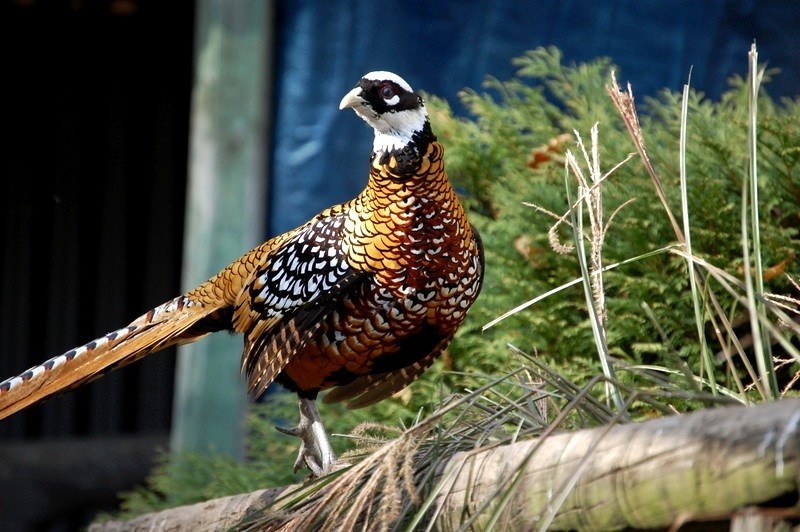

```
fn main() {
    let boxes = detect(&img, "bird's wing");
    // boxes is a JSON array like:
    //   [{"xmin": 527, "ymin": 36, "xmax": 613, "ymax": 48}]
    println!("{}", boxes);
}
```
[{"xmin": 234, "ymin": 212, "xmax": 368, "ymax": 398}]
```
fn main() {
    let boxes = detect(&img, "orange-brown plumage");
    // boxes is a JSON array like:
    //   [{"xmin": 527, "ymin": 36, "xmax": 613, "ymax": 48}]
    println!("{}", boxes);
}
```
[{"xmin": 0, "ymin": 71, "xmax": 484, "ymax": 476}]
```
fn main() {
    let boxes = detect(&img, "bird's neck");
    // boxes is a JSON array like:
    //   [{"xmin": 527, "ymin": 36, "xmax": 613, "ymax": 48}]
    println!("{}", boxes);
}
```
[
  {"xmin": 363, "ymin": 136, "xmax": 456, "ymax": 209},
  {"xmin": 369, "ymin": 121, "xmax": 436, "ymax": 179},
  {"xmin": 368, "ymin": 106, "xmax": 430, "ymax": 154}
]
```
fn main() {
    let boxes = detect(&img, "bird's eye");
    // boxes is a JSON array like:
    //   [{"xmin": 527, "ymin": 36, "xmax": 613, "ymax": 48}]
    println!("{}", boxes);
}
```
[{"xmin": 380, "ymin": 83, "xmax": 396, "ymax": 100}]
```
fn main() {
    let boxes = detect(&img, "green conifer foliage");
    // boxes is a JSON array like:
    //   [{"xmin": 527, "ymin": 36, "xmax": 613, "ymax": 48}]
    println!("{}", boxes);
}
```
[{"xmin": 435, "ymin": 47, "xmax": 798, "ymax": 390}]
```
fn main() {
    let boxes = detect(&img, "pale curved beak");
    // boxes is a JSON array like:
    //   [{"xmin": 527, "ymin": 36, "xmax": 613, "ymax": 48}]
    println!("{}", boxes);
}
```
[{"xmin": 339, "ymin": 87, "xmax": 365, "ymax": 110}]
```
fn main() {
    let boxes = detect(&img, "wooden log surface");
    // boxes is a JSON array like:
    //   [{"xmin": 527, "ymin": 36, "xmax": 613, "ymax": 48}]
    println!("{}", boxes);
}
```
[
  {"xmin": 435, "ymin": 398, "xmax": 800, "ymax": 530},
  {"xmin": 91, "ymin": 399, "xmax": 800, "ymax": 531}
]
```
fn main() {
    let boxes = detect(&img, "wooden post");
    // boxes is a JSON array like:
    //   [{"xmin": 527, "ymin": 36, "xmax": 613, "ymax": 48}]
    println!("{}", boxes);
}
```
[{"xmin": 171, "ymin": 0, "xmax": 273, "ymax": 458}]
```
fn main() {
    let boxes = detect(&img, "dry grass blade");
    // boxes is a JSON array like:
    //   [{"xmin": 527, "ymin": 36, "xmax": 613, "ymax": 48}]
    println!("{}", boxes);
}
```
[
  {"xmin": 482, "ymin": 246, "xmax": 677, "ymax": 331},
  {"xmin": 563, "ymin": 125, "xmax": 628, "ymax": 416},
  {"xmin": 677, "ymin": 70, "xmax": 718, "ymax": 398},
  {"xmin": 241, "ymin": 424, "xmax": 423, "ymax": 531},
  {"xmin": 671, "ymin": 249, "xmax": 800, "ymax": 367},
  {"xmin": 741, "ymin": 42, "xmax": 778, "ymax": 399},
  {"xmin": 606, "ymin": 71, "xmax": 684, "ymax": 242}
]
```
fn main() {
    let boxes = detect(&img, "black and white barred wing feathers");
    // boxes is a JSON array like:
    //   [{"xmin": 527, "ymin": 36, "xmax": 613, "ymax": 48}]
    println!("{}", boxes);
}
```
[{"xmin": 234, "ymin": 212, "xmax": 366, "ymax": 399}]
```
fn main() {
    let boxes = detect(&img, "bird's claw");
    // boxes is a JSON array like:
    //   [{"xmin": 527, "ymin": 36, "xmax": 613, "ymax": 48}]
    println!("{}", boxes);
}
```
[
  {"xmin": 274, "ymin": 424, "xmax": 302, "ymax": 438},
  {"xmin": 277, "ymin": 397, "xmax": 338, "ymax": 477}
]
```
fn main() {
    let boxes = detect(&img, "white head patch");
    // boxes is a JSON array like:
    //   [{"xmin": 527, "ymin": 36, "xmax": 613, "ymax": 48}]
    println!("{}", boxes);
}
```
[{"xmin": 363, "ymin": 71, "xmax": 414, "ymax": 92}]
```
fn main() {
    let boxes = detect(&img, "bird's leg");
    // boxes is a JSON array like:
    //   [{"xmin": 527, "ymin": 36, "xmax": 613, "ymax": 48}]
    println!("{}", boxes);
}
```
[{"xmin": 276, "ymin": 396, "xmax": 337, "ymax": 477}]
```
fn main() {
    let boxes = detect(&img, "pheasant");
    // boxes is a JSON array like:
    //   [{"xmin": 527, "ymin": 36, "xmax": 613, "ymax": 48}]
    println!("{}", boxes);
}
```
[{"xmin": 0, "ymin": 71, "xmax": 485, "ymax": 476}]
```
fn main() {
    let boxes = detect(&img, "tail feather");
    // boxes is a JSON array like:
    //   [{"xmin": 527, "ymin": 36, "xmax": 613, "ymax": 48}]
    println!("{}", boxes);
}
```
[{"xmin": 0, "ymin": 294, "xmax": 224, "ymax": 420}]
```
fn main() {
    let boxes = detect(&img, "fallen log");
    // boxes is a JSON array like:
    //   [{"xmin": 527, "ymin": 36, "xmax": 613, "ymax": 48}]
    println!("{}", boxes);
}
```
[{"xmin": 92, "ymin": 399, "xmax": 800, "ymax": 531}]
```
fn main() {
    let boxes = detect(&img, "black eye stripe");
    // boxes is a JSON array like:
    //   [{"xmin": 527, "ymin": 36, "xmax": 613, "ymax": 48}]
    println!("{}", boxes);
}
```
[{"xmin": 355, "ymin": 78, "xmax": 421, "ymax": 114}]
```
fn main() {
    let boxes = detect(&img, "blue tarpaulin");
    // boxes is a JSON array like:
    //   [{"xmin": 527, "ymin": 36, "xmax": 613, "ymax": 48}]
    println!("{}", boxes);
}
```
[{"xmin": 267, "ymin": 0, "xmax": 800, "ymax": 235}]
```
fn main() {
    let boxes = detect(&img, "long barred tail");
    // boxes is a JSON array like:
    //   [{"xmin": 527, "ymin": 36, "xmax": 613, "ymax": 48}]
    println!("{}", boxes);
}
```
[
  {"xmin": 0, "ymin": 324, "xmax": 142, "ymax": 395},
  {"xmin": 0, "ymin": 294, "xmax": 222, "ymax": 420}
]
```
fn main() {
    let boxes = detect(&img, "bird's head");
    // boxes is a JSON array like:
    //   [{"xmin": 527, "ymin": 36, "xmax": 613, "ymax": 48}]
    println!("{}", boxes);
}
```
[{"xmin": 339, "ymin": 71, "xmax": 430, "ymax": 155}]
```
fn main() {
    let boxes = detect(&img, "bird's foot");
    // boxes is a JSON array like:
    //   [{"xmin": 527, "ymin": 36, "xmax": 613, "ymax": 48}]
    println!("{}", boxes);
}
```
[{"xmin": 276, "ymin": 396, "xmax": 337, "ymax": 477}]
